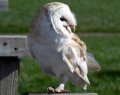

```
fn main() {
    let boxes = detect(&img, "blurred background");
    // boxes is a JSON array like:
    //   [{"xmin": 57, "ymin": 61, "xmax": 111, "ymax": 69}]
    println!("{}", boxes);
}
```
[{"xmin": 0, "ymin": 0, "xmax": 120, "ymax": 95}]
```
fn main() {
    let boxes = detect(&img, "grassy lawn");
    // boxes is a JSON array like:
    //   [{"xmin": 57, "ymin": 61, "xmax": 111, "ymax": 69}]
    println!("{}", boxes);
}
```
[
  {"xmin": 0, "ymin": 0, "xmax": 120, "ymax": 33},
  {"xmin": 18, "ymin": 35, "xmax": 120, "ymax": 95},
  {"xmin": 1, "ymin": 0, "xmax": 120, "ymax": 94}
]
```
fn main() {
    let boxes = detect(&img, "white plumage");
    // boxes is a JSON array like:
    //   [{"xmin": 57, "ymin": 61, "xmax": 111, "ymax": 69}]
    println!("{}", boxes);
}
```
[{"xmin": 27, "ymin": 2, "xmax": 100, "ymax": 93}]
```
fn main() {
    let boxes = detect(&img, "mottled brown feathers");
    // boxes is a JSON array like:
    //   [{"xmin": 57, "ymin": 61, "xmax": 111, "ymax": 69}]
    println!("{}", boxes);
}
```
[{"xmin": 44, "ymin": 2, "xmax": 67, "ymax": 9}]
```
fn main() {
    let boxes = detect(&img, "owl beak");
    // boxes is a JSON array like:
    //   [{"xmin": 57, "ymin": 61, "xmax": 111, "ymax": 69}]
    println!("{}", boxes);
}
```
[
  {"xmin": 70, "ymin": 25, "xmax": 76, "ymax": 32},
  {"xmin": 64, "ymin": 25, "xmax": 76, "ymax": 33}
]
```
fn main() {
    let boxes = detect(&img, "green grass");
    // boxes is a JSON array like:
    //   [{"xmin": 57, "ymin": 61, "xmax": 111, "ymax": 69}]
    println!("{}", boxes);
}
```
[
  {"xmin": 0, "ymin": 0, "xmax": 120, "ymax": 33},
  {"xmin": 18, "ymin": 35, "xmax": 120, "ymax": 95}
]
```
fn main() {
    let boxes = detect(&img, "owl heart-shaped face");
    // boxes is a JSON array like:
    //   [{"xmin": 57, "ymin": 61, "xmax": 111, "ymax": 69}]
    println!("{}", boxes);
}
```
[
  {"xmin": 55, "ymin": 6, "xmax": 76, "ymax": 33},
  {"xmin": 45, "ymin": 2, "xmax": 77, "ymax": 35}
]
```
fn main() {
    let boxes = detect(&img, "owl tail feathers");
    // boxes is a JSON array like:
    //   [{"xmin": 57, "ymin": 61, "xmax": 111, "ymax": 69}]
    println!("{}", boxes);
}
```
[
  {"xmin": 67, "ymin": 72, "xmax": 90, "ymax": 90},
  {"xmin": 87, "ymin": 52, "xmax": 101, "ymax": 72}
]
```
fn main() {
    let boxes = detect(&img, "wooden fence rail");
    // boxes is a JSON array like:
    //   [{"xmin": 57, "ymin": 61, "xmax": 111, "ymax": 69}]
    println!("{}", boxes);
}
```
[
  {"xmin": 0, "ymin": 35, "xmax": 98, "ymax": 95},
  {"xmin": 0, "ymin": 35, "xmax": 30, "ymax": 57}
]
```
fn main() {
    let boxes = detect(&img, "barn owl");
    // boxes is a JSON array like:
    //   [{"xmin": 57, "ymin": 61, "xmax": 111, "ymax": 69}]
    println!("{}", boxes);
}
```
[{"xmin": 28, "ymin": 2, "xmax": 100, "ymax": 93}]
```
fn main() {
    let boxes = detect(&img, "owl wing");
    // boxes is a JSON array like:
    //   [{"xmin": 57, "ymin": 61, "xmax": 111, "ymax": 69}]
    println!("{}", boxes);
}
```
[
  {"xmin": 61, "ymin": 44, "xmax": 90, "ymax": 84},
  {"xmin": 71, "ymin": 33, "xmax": 101, "ymax": 72},
  {"xmin": 60, "ymin": 34, "xmax": 90, "ymax": 89}
]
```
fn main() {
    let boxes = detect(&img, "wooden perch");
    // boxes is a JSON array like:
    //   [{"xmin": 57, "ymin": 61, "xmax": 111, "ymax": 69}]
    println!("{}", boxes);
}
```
[{"xmin": 26, "ymin": 93, "xmax": 98, "ymax": 95}]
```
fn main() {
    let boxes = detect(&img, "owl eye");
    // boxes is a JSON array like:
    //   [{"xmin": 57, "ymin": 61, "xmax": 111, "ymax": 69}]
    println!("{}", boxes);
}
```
[{"xmin": 60, "ymin": 17, "xmax": 67, "ymax": 22}]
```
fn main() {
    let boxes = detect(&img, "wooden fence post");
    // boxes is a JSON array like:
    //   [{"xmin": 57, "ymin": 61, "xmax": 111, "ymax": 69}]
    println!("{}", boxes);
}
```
[
  {"xmin": 0, "ymin": 35, "xmax": 29, "ymax": 95},
  {"xmin": 0, "ymin": 57, "xmax": 20, "ymax": 95},
  {"xmin": 0, "ymin": 0, "xmax": 9, "ymax": 11}
]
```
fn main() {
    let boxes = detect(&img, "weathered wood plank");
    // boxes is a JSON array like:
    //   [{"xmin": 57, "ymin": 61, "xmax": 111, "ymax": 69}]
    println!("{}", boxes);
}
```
[
  {"xmin": 0, "ymin": 35, "xmax": 30, "ymax": 57},
  {"xmin": 0, "ymin": 35, "xmax": 29, "ymax": 94},
  {"xmin": 25, "ymin": 93, "xmax": 98, "ymax": 95},
  {"xmin": 0, "ymin": 57, "xmax": 20, "ymax": 95},
  {"xmin": 0, "ymin": 0, "xmax": 9, "ymax": 11}
]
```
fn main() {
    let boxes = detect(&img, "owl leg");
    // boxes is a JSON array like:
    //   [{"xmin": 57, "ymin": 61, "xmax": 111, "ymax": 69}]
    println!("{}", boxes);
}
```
[
  {"xmin": 47, "ymin": 76, "xmax": 70, "ymax": 93},
  {"xmin": 54, "ymin": 76, "xmax": 70, "ymax": 93},
  {"xmin": 54, "ymin": 83, "xmax": 70, "ymax": 93}
]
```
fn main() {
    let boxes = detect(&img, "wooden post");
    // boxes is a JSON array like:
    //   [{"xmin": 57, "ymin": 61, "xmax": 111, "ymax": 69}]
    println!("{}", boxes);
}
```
[
  {"xmin": 0, "ymin": 35, "xmax": 30, "ymax": 95},
  {"xmin": 0, "ymin": 0, "xmax": 9, "ymax": 11},
  {"xmin": 0, "ymin": 57, "xmax": 19, "ymax": 95}
]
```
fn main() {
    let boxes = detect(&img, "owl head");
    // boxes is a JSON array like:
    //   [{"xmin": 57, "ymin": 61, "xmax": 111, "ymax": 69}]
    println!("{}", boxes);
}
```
[{"xmin": 30, "ymin": 2, "xmax": 77, "ymax": 38}]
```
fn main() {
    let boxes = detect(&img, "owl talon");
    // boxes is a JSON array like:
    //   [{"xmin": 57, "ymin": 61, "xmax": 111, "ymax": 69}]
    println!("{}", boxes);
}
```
[{"xmin": 47, "ymin": 87, "xmax": 55, "ymax": 93}]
